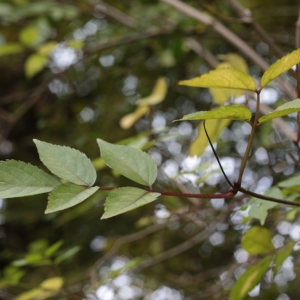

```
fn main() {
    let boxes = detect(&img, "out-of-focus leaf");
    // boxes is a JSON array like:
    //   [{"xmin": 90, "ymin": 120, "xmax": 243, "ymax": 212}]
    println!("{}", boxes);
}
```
[
  {"xmin": 177, "ymin": 105, "xmax": 251, "ymax": 122},
  {"xmin": 15, "ymin": 288, "xmax": 44, "ymax": 300},
  {"xmin": 40, "ymin": 277, "xmax": 64, "ymax": 291},
  {"xmin": 274, "ymin": 241, "xmax": 295, "ymax": 276},
  {"xmin": 261, "ymin": 49, "xmax": 300, "ymax": 87},
  {"xmin": 259, "ymin": 99, "xmax": 300, "ymax": 124},
  {"xmin": 248, "ymin": 187, "xmax": 283, "ymax": 225},
  {"xmin": 34, "ymin": 140, "xmax": 97, "ymax": 186},
  {"xmin": 66, "ymin": 40, "xmax": 84, "ymax": 49},
  {"xmin": 242, "ymin": 226, "xmax": 275, "ymax": 255},
  {"xmin": 180, "ymin": 68, "xmax": 256, "ymax": 91},
  {"xmin": 120, "ymin": 106, "xmax": 150, "ymax": 129},
  {"xmin": 25, "ymin": 53, "xmax": 48, "ymax": 78},
  {"xmin": 19, "ymin": 25, "xmax": 40, "ymax": 47},
  {"xmin": 137, "ymin": 77, "xmax": 168, "ymax": 106},
  {"xmin": 55, "ymin": 246, "xmax": 81, "ymax": 264},
  {"xmin": 46, "ymin": 183, "xmax": 99, "ymax": 213},
  {"xmin": 0, "ymin": 43, "xmax": 23, "ymax": 57},
  {"xmin": 189, "ymin": 119, "xmax": 230, "ymax": 156},
  {"xmin": 102, "ymin": 187, "xmax": 160, "ymax": 219},
  {"xmin": 278, "ymin": 174, "xmax": 300, "ymax": 188},
  {"xmin": 38, "ymin": 41, "xmax": 57, "ymax": 55},
  {"xmin": 229, "ymin": 255, "xmax": 273, "ymax": 300},
  {"xmin": 218, "ymin": 53, "xmax": 248, "ymax": 73},
  {"xmin": 45, "ymin": 240, "xmax": 64, "ymax": 257},
  {"xmin": 97, "ymin": 139, "xmax": 157, "ymax": 186}
]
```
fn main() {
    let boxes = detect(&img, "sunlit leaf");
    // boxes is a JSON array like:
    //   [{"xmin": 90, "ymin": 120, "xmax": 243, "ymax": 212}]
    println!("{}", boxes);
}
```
[
  {"xmin": 120, "ymin": 106, "xmax": 150, "ymax": 129},
  {"xmin": 177, "ymin": 105, "xmax": 252, "ymax": 122},
  {"xmin": 229, "ymin": 255, "xmax": 273, "ymax": 300},
  {"xmin": 46, "ymin": 183, "xmax": 98, "ymax": 213},
  {"xmin": 189, "ymin": 119, "xmax": 230, "ymax": 156},
  {"xmin": 179, "ymin": 68, "xmax": 256, "ymax": 91},
  {"xmin": 0, "ymin": 43, "xmax": 23, "ymax": 57},
  {"xmin": 40, "ymin": 277, "xmax": 64, "ymax": 291},
  {"xmin": 248, "ymin": 187, "xmax": 283, "ymax": 225},
  {"xmin": 242, "ymin": 226, "xmax": 275, "ymax": 255},
  {"xmin": 97, "ymin": 139, "xmax": 157, "ymax": 186},
  {"xmin": 15, "ymin": 288, "xmax": 44, "ymax": 300},
  {"xmin": 261, "ymin": 49, "xmax": 300, "ymax": 87},
  {"xmin": 102, "ymin": 187, "xmax": 160, "ymax": 219},
  {"xmin": 0, "ymin": 160, "xmax": 60, "ymax": 198},
  {"xmin": 274, "ymin": 241, "xmax": 295, "ymax": 276},
  {"xmin": 258, "ymin": 99, "xmax": 300, "ymax": 124},
  {"xmin": 38, "ymin": 41, "xmax": 57, "ymax": 55},
  {"xmin": 25, "ymin": 53, "xmax": 48, "ymax": 78},
  {"xmin": 137, "ymin": 77, "xmax": 168, "ymax": 106},
  {"xmin": 34, "ymin": 140, "xmax": 97, "ymax": 186},
  {"xmin": 19, "ymin": 25, "xmax": 40, "ymax": 47}
]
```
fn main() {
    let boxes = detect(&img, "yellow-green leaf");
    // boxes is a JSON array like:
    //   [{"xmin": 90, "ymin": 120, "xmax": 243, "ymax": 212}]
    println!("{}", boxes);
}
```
[
  {"xmin": 261, "ymin": 49, "xmax": 300, "ymax": 87},
  {"xmin": 0, "ymin": 43, "xmax": 23, "ymax": 57},
  {"xmin": 242, "ymin": 226, "xmax": 275, "ymax": 255},
  {"xmin": 25, "ymin": 53, "xmax": 48, "ymax": 78},
  {"xmin": 19, "ymin": 26, "xmax": 40, "ymax": 47},
  {"xmin": 258, "ymin": 98, "xmax": 300, "ymax": 124},
  {"xmin": 229, "ymin": 255, "xmax": 273, "ymax": 300},
  {"xmin": 40, "ymin": 277, "xmax": 64, "ymax": 291},
  {"xmin": 274, "ymin": 241, "xmax": 295, "ymax": 276},
  {"xmin": 177, "ymin": 105, "xmax": 252, "ymax": 122},
  {"xmin": 179, "ymin": 68, "xmax": 256, "ymax": 91},
  {"xmin": 189, "ymin": 119, "xmax": 230, "ymax": 157},
  {"xmin": 218, "ymin": 53, "xmax": 248, "ymax": 73},
  {"xmin": 38, "ymin": 41, "xmax": 57, "ymax": 55},
  {"xmin": 120, "ymin": 106, "xmax": 150, "ymax": 129},
  {"xmin": 137, "ymin": 77, "xmax": 168, "ymax": 106}
]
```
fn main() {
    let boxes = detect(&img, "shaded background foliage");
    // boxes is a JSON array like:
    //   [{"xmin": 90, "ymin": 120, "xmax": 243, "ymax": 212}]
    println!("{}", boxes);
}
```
[{"xmin": 1, "ymin": 0, "xmax": 300, "ymax": 299}]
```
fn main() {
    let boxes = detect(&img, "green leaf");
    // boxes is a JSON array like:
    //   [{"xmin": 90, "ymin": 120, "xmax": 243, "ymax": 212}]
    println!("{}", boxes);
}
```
[
  {"xmin": 0, "ymin": 160, "xmax": 60, "ymax": 198},
  {"xmin": 46, "ymin": 183, "xmax": 98, "ymax": 213},
  {"xmin": 55, "ymin": 246, "xmax": 81, "ymax": 264},
  {"xmin": 229, "ymin": 255, "xmax": 273, "ymax": 300},
  {"xmin": 278, "ymin": 174, "xmax": 300, "ymax": 188},
  {"xmin": 274, "ymin": 241, "xmax": 295, "ymax": 276},
  {"xmin": 177, "ymin": 105, "xmax": 252, "ymax": 122},
  {"xmin": 25, "ymin": 53, "xmax": 48, "ymax": 78},
  {"xmin": 97, "ymin": 139, "xmax": 157, "ymax": 187},
  {"xmin": 45, "ymin": 240, "xmax": 64, "ymax": 257},
  {"xmin": 34, "ymin": 139, "xmax": 97, "ymax": 186},
  {"xmin": 189, "ymin": 119, "xmax": 231, "ymax": 156},
  {"xmin": 19, "ymin": 25, "xmax": 40, "ymax": 47},
  {"xmin": 102, "ymin": 187, "xmax": 160, "ymax": 219},
  {"xmin": 258, "ymin": 99, "xmax": 300, "ymax": 124},
  {"xmin": 248, "ymin": 187, "xmax": 283, "ymax": 225},
  {"xmin": 179, "ymin": 68, "xmax": 256, "ymax": 91},
  {"xmin": 261, "ymin": 49, "xmax": 300, "ymax": 87},
  {"xmin": 40, "ymin": 277, "xmax": 64, "ymax": 291},
  {"xmin": 242, "ymin": 226, "xmax": 275, "ymax": 255},
  {"xmin": 0, "ymin": 43, "xmax": 23, "ymax": 57}
]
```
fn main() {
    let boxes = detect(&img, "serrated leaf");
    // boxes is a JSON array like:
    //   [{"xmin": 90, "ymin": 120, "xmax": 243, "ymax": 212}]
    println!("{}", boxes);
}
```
[
  {"xmin": 242, "ymin": 226, "xmax": 275, "ymax": 255},
  {"xmin": 177, "ymin": 105, "xmax": 252, "ymax": 122},
  {"xmin": 25, "ymin": 53, "xmax": 48, "ymax": 78},
  {"xmin": 120, "ymin": 106, "xmax": 150, "ymax": 129},
  {"xmin": 137, "ymin": 77, "xmax": 168, "ymax": 106},
  {"xmin": 248, "ymin": 187, "xmax": 282, "ymax": 225},
  {"xmin": 45, "ymin": 183, "xmax": 98, "ymax": 213},
  {"xmin": 179, "ymin": 68, "xmax": 256, "ymax": 91},
  {"xmin": 229, "ymin": 255, "xmax": 273, "ymax": 300},
  {"xmin": 0, "ymin": 160, "xmax": 60, "ymax": 198},
  {"xmin": 189, "ymin": 119, "xmax": 231, "ymax": 156},
  {"xmin": 102, "ymin": 187, "xmax": 160, "ymax": 219},
  {"xmin": 258, "ymin": 99, "xmax": 300, "ymax": 124},
  {"xmin": 274, "ymin": 241, "xmax": 295, "ymax": 276},
  {"xmin": 0, "ymin": 43, "xmax": 23, "ymax": 57},
  {"xmin": 97, "ymin": 139, "xmax": 157, "ymax": 186},
  {"xmin": 34, "ymin": 139, "xmax": 97, "ymax": 186},
  {"xmin": 261, "ymin": 49, "xmax": 300, "ymax": 87}
]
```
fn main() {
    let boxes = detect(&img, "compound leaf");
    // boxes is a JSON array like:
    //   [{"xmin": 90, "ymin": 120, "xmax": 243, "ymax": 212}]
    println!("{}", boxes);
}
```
[
  {"xmin": 258, "ymin": 99, "xmax": 300, "ymax": 124},
  {"xmin": 261, "ymin": 49, "xmax": 300, "ymax": 87},
  {"xmin": 46, "ymin": 183, "xmax": 98, "ymax": 213},
  {"xmin": 229, "ymin": 255, "xmax": 273, "ymax": 300},
  {"xmin": 0, "ymin": 160, "xmax": 60, "ymax": 198},
  {"xmin": 242, "ymin": 226, "xmax": 275, "ymax": 255},
  {"xmin": 179, "ymin": 68, "xmax": 256, "ymax": 91},
  {"xmin": 34, "ymin": 140, "xmax": 96, "ymax": 186},
  {"xmin": 177, "ymin": 105, "xmax": 252, "ymax": 122},
  {"xmin": 102, "ymin": 187, "xmax": 160, "ymax": 219},
  {"xmin": 97, "ymin": 139, "xmax": 157, "ymax": 187}
]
